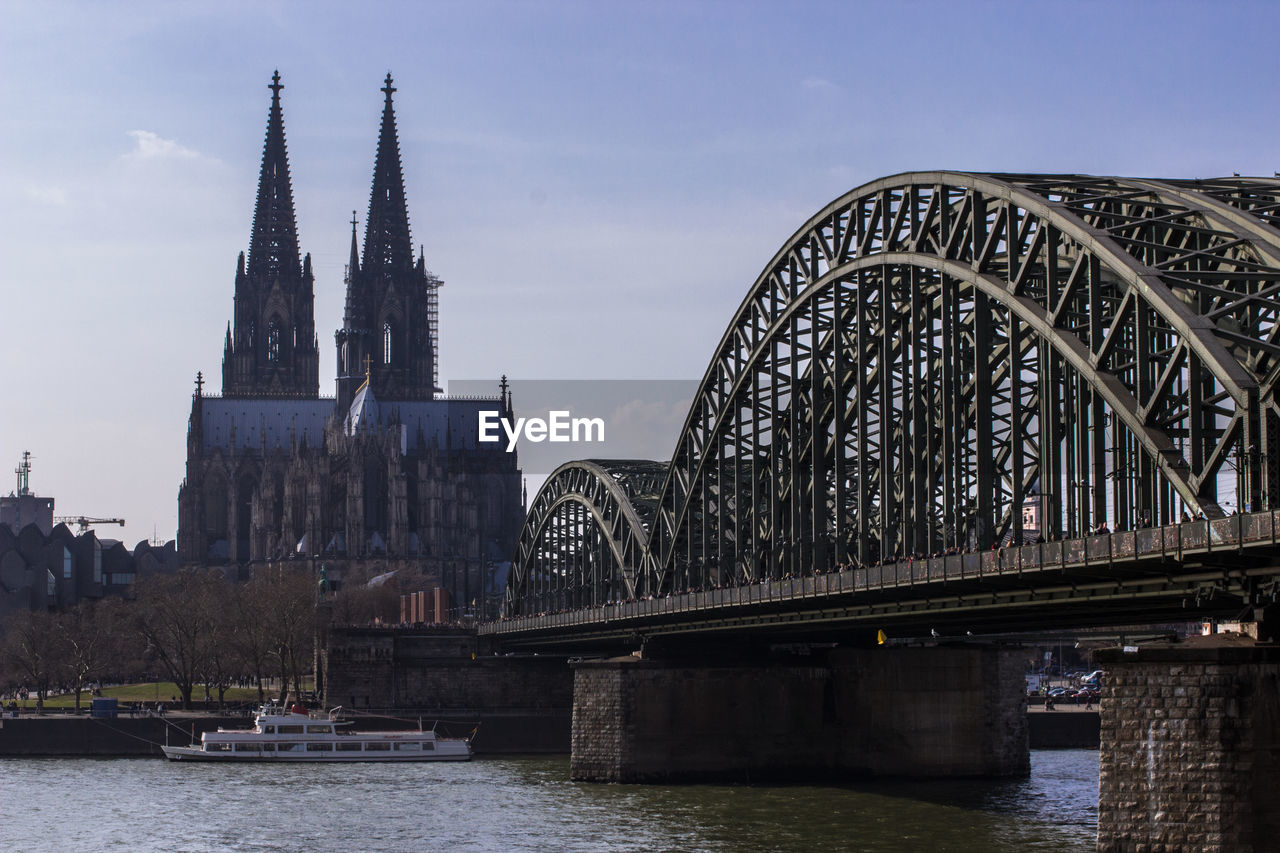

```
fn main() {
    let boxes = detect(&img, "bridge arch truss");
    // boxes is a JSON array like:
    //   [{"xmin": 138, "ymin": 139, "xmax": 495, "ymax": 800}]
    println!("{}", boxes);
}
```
[
  {"xmin": 507, "ymin": 173, "xmax": 1280, "ymax": 613},
  {"xmin": 506, "ymin": 460, "xmax": 666, "ymax": 615}
]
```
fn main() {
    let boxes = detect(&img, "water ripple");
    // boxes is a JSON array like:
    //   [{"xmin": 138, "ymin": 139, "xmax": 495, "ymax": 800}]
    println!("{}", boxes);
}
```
[{"xmin": 0, "ymin": 751, "xmax": 1097, "ymax": 852}]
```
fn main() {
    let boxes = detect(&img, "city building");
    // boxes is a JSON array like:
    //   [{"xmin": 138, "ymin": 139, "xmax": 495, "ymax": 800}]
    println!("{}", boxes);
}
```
[
  {"xmin": 177, "ymin": 73, "xmax": 523, "ymax": 616},
  {"xmin": 0, "ymin": 456, "xmax": 176, "ymax": 614},
  {"xmin": 0, "ymin": 453, "xmax": 54, "ymax": 537}
]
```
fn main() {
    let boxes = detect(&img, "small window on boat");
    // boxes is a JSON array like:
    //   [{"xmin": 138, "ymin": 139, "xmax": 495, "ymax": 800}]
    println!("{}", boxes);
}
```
[
  {"xmin": 234, "ymin": 744, "xmax": 260, "ymax": 752},
  {"xmin": 206, "ymin": 743, "xmax": 232, "ymax": 752},
  {"xmin": 336, "ymin": 742, "xmax": 363, "ymax": 751},
  {"xmin": 264, "ymin": 725, "xmax": 275, "ymax": 734},
  {"xmin": 422, "ymin": 742, "xmax": 434, "ymax": 751},
  {"xmin": 393, "ymin": 742, "xmax": 421, "ymax": 751},
  {"xmin": 364, "ymin": 742, "xmax": 391, "ymax": 751},
  {"xmin": 306, "ymin": 725, "xmax": 331, "ymax": 734},
  {"xmin": 277, "ymin": 725, "xmax": 304, "ymax": 734},
  {"xmin": 306, "ymin": 743, "xmax": 333, "ymax": 751},
  {"xmin": 276, "ymin": 743, "xmax": 298, "ymax": 752},
  {"xmin": 262, "ymin": 743, "xmax": 275, "ymax": 751}
]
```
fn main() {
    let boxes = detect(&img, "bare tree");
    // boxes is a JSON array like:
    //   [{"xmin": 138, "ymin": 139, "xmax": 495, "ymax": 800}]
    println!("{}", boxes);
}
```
[
  {"xmin": 0, "ymin": 609, "xmax": 65, "ymax": 711},
  {"xmin": 229, "ymin": 576, "xmax": 277, "ymax": 704},
  {"xmin": 328, "ymin": 579, "xmax": 400, "ymax": 626},
  {"xmin": 133, "ymin": 569, "xmax": 221, "ymax": 709},
  {"xmin": 201, "ymin": 581, "xmax": 243, "ymax": 710},
  {"xmin": 60, "ymin": 598, "xmax": 127, "ymax": 713},
  {"xmin": 256, "ymin": 566, "xmax": 317, "ymax": 706}
]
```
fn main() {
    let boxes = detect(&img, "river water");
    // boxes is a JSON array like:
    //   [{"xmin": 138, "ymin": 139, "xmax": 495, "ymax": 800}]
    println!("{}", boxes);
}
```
[{"xmin": 0, "ymin": 750, "xmax": 1097, "ymax": 852}]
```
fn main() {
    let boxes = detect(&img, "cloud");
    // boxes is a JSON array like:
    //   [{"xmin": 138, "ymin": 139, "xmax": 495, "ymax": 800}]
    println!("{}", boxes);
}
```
[
  {"xmin": 125, "ymin": 130, "xmax": 201, "ymax": 160},
  {"xmin": 802, "ymin": 76, "xmax": 840, "ymax": 93},
  {"xmin": 826, "ymin": 164, "xmax": 857, "ymax": 185},
  {"xmin": 25, "ymin": 185, "xmax": 69, "ymax": 206}
]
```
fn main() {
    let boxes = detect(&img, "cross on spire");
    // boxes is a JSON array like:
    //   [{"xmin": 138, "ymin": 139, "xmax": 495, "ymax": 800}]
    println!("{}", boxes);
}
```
[
  {"xmin": 269, "ymin": 70, "xmax": 283, "ymax": 98},
  {"xmin": 381, "ymin": 72, "xmax": 395, "ymax": 99},
  {"xmin": 364, "ymin": 354, "xmax": 373, "ymax": 385},
  {"xmin": 195, "ymin": 371, "xmax": 205, "ymax": 397}
]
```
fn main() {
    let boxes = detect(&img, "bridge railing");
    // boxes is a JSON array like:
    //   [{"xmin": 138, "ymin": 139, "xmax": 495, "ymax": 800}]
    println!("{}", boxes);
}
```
[{"xmin": 488, "ymin": 511, "xmax": 1280, "ymax": 635}]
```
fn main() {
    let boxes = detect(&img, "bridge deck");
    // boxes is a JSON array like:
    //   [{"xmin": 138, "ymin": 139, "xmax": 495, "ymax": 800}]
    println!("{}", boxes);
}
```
[{"xmin": 483, "ymin": 512, "xmax": 1280, "ymax": 646}]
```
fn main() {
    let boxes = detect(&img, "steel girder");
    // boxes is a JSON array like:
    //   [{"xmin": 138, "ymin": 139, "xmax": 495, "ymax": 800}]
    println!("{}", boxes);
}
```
[
  {"xmin": 506, "ymin": 173, "xmax": 1280, "ymax": 614},
  {"xmin": 506, "ymin": 460, "xmax": 665, "ymax": 615}
]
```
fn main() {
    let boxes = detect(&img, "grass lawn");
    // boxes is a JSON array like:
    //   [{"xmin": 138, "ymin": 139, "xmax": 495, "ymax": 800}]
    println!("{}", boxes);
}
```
[{"xmin": 20, "ymin": 683, "xmax": 276, "ymax": 710}]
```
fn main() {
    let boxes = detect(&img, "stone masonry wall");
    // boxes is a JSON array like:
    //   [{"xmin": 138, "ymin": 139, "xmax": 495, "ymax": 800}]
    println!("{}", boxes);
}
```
[
  {"xmin": 1097, "ymin": 644, "xmax": 1280, "ymax": 852},
  {"xmin": 570, "ymin": 665, "xmax": 626, "ymax": 782},
  {"xmin": 571, "ymin": 645, "xmax": 1029, "ymax": 783},
  {"xmin": 321, "ymin": 627, "xmax": 573, "ymax": 753},
  {"xmin": 323, "ymin": 627, "xmax": 572, "ymax": 712},
  {"xmin": 571, "ymin": 659, "xmax": 831, "ymax": 783},
  {"xmin": 831, "ymin": 645, "xmax": 1028, "ymax": 777}
]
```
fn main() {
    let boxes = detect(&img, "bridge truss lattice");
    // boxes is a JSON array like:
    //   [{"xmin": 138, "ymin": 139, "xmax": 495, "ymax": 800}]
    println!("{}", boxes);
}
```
[{"xmin": 507, "ymin": 172, "xmax": 1280, "ymax": 616}]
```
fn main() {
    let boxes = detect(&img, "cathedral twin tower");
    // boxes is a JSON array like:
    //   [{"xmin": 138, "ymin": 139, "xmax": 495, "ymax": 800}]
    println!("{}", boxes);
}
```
[
  {"xmin": 222, "ymin": 71, "xmax": 439, "ymax": 407},
  {"xmin": 179, "ymin": 73, "xmax": 523, "ymax": 613}
]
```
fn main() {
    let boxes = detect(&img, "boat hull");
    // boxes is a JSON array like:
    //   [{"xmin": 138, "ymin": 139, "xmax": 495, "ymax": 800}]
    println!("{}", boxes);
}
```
[
  {"xmin": 161, "ymin": 744, "xmax": 472, "ymax": 762},
  {"xmin": 161, "ymin": 704, "xmax": 473, "ymax": 762}
]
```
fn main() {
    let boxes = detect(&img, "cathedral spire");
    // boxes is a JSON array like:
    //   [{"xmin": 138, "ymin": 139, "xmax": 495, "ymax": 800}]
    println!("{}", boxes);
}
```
[
  {"xmin": 335, "ymin": 74, "xmax": 437, "ymax": 409},
  {"xmin": 347, "ymin": 210, "xmax": 361, "ymax": 280},
  {"xmin": 247, "ymin": 70, "xmax": 302, "ymax": 281},
  {"xmin": 222, "ymin": 71, "xmax": 319, "ymax": 399},
  {"xmin": 361, "ymin": 73, "xmax": 413, "ymax": 275},
  {"xmin": 344, "ymin": 209, "xmax": 360, "ymax": 319}
]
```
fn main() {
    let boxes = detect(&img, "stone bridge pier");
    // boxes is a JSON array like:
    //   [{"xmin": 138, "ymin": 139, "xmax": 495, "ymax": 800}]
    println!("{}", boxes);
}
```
[
  {"xmin": 1095, "ymin": 635, "xmax": 1280, "ymax": 853},
  {"xmin": 569, "ymin": 644, "xmax": 1029, "ymax": 783}
]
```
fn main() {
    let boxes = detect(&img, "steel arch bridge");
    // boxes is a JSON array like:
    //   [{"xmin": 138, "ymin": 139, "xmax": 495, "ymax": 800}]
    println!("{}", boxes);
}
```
[
  {"xmin": 505, "ymin": 172, "xmax": 1280, "ymax": 617},
  {"xmin": 508, "ymin": 460, "xmax": 666, "ymax": 613}
]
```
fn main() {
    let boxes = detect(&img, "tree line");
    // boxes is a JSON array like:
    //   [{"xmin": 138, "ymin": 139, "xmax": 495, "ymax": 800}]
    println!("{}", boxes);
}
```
[{"xmin": 0, "ymin": 566, "xmax": 321, "ymax": 711}]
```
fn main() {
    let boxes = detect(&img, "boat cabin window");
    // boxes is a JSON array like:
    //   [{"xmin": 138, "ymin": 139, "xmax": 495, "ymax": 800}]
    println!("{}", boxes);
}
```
[
  {"xmin": 276, "ymin": 743, "xmax": 299, "ymax": 752},
  {"xmin": 234, "ymin": 744, "xmax": 260, "ymax": 752},
  {"xmin": 263, "ymin": 725, "xmax": 275, "ymax": 734},
  {"xmin": 262, "ymin": 743, "xmax": 275, "ymax": 751},
  {"xmin": 393, "ymin": 742, "xmax": 421, "ymax": 751},
  {"xmin": 277, "ymin": 725, "xmax": 304, "ymax": 734},
  {"xmin": 364, "ymin": 742, "xmax": 391, "ymax": 751},
  {"xmin": 306, "ymin": 725, "xmax": 332, "ymax": 734},
  {"xmin": 336, "ymin": 742, "xmax": 363, "ymax": 752},
  {"xmin": 422, "ymin": 742, "xmax": 435, "ymax": 751},
  {"xmin": 206, "ymin": 743, "xmax": 232, "ymax": 752},
  {"xmin": 306, "ymin": 743, "xmax": 333, "ymax": 752}
]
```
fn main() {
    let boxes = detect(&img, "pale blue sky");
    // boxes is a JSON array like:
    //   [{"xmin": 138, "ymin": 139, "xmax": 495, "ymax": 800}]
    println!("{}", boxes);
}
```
[{"xmin": 2, "ymin": 0, "xmax": 1277, "ymax": 545}]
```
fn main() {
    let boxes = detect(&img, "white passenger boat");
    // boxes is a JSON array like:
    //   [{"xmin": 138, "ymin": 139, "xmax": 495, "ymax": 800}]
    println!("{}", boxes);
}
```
[{"xmin": 161, "ymin": 703, "xmax": 472, "ymax": 762}]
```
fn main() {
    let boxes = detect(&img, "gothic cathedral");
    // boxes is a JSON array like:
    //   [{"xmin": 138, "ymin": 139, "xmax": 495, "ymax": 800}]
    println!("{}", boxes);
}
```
[{"xmin": 177, "ymin": 73, "xmax": 524, "ymax": 616}]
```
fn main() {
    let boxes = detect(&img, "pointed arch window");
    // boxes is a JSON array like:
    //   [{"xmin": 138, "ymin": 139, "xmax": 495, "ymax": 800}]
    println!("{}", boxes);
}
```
[
  {"xmin": 383, "ymin": 321, "xmax": 394, "ymax": 366},
  {"xmin": 268, "ymin": 321, "xmax": 282, "ymax": 362}
]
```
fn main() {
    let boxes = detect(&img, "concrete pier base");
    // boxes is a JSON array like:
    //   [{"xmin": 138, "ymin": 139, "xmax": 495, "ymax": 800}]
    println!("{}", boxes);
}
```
[
  {"xmin": 570, "ymin": 645, "xmax": 1028, "ymax": 783},
  {"xmin": 1096, "ymin": 638, "xmax": 1280, "ymax": 852}
]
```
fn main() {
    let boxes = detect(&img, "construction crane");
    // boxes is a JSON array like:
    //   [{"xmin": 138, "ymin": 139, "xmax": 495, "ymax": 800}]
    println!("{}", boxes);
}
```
[{"xmin": 54, "ymin": 516, "xmax": 125, "ymax": 534}]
